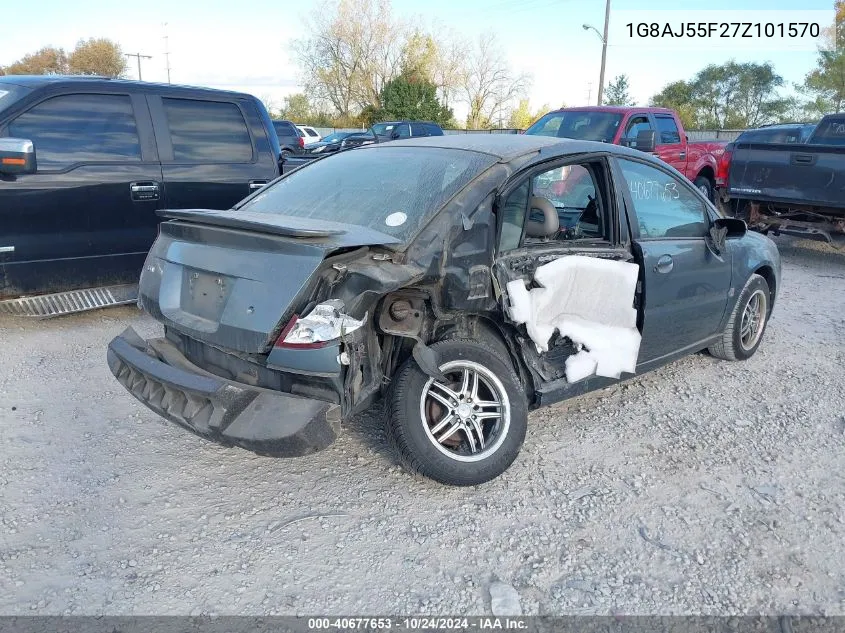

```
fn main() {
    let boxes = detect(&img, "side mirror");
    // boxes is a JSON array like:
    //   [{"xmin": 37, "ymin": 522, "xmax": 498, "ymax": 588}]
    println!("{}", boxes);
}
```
[
  {"xmin": 713, "ymin": 217, "xmax": 746, "ymax": 238},
  {"xmin": 709, "ymin": 217, "xmax": 746, "ymax": 253},
  {"xmin": 632, "ymin": 129, "xmax": 656, "ymax": 153},
  {"xmin": 0, "ymin": 138, "xmax": 36, "ymax": 175},
  {"xmin": 390, "ymin": 129, "xmax": 401, "ymax": 140}
]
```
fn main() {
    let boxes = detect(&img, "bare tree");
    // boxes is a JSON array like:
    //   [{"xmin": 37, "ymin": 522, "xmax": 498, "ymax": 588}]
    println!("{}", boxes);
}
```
[
  {"xmin": 461, "ymin": 33, "xmax": 530, "ymax": 129},
  {"xmin": 292, "ymin": 0, "xmax": 406, "ymax": 118}
]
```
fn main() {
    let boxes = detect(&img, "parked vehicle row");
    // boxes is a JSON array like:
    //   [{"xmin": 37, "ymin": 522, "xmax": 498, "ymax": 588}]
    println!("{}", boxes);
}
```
[
  {"xmin": 107, "ymin": 134, "xmax": 780, "ymax": 486},
  {"xmin": 524, "ymin": 106, "xmax": 728, "ymax": 202},
  {"xmin": 281, "ymin": 120, "xmax": 445, "ymax": 173},
  {"xmin": 715, "ymin": 113, "xmax": 845, "ymax": 247},
  {"xmin": 0, "ymin": 75, "xmax": 282, "ymax": 315}
]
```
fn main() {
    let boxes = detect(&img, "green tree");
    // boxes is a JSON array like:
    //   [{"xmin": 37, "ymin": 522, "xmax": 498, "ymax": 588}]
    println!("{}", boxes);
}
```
[
  {"xmin": 800, "ymin": 1, "xmax": 845, "ymax": 115},
  {"xmin": 1, "ymin": 46, "xmax": 67, "ymax": 75},
  {"xmin": 651, "ymin": 61, "xmax": 790, "ymax": 128},
  {"xmin": 650, "ymin": 80, "xmax": 699, "ymax": 128},
  {"xmin": 374, "ymin": 72, "xmax": 453, "ymax": 126},
  {"xmin": 507, "ymin": 99, "xmax": 551, "ymax": 129},
  {"xmin": 604, "ymin": 74, "xmax": 633, "ymax": 106},
  {"xmin": 281, "ymin": 93, "xmax": 313, "ymax": 122},
  {"xmin": 68, "ymin": 38, "xmax": 127, "ymax": 77}
]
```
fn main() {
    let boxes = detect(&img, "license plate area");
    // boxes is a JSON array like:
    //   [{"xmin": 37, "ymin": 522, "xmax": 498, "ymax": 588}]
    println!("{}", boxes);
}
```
[{"xmin": 181, "ymin": 267, "xmax": 234, "ymax": 322}]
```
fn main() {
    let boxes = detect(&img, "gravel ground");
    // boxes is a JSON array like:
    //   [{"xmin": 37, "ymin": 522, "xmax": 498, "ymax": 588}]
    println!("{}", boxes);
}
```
[{"xmin": 1, "ymin": 238, "xmax": 844, "ymax": 617}]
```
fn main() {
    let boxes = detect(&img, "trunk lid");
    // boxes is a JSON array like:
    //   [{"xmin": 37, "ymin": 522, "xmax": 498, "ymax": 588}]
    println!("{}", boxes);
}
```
[{"xmin": 139, "ymin": 210, "xmax": 401, "ymax": 354}]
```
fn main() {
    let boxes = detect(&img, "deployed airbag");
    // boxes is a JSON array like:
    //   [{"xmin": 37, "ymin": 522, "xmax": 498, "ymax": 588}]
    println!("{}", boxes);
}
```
[{"xmin": 505, "ymin": 255, "xmax": 641, "ymax": 382}]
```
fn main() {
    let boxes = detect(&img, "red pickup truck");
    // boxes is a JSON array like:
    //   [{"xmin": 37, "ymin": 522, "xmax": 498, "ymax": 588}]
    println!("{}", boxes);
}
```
[{"xmin": 524, "ymin": 106, "xmax": 728, "ymax": 201}]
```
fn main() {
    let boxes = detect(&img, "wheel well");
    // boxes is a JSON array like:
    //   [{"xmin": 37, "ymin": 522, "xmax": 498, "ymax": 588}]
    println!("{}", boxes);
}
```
[
  {"xmin": 696, "ymin": 166, "xmax": 715, "ymax": 183},
  {"xmin": 754, "ymin": 265, "xmax": 777, "ymax": 311}
]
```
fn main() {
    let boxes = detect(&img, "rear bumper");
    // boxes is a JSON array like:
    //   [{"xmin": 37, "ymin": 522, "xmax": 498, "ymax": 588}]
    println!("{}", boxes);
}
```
[{"xmin": 106, "ymin": 327, "xmax": 341, "ymax": 457}]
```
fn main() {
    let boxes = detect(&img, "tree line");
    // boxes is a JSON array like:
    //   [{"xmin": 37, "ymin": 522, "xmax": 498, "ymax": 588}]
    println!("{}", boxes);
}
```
[{"xmin": 2, "ymin": 0, "xmax": 842, "ymax": 131}]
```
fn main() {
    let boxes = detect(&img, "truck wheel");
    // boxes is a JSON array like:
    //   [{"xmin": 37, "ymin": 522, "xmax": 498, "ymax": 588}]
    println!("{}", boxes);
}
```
[
  {"xmin": 694, "ymin": 176, "xmax": 714, "ymax": 202},
  {"xmin": 387, "ymin": 337, "xmax": 528, "ymax": 486},
  {"xmin": 709, "ymin": 274, "xmax": 770, "ymax": 361}
]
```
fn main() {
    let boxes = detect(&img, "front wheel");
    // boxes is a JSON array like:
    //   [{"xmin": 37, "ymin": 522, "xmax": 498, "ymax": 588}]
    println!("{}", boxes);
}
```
[
  {"xmin": 387, "ymin": 337, "xmax": 528, "ymax": 486},
  {"xmin": 694, "ymin": 175, "xmax": 714, "ymax": 202},
  {"xmin": 709, "ymin": 273, "xmax": 770, "ymax": 361}
]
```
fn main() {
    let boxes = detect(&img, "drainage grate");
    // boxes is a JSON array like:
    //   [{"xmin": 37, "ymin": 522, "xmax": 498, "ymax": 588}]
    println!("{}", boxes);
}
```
[{"xmin": 0, "ymin": 284, "xmax": 139, "ymax": 318}]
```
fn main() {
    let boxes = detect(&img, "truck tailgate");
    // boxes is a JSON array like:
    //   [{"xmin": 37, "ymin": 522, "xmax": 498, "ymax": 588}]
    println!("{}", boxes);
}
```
[{"xmin": 728, "ymin": 142, "xmax": 845, "ymax": 209}]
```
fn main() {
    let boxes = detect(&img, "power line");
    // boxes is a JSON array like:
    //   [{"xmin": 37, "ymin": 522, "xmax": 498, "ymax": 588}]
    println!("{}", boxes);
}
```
[{"xmin": 125, "ymin": 52, "xmax": 152, "ymax": 81}]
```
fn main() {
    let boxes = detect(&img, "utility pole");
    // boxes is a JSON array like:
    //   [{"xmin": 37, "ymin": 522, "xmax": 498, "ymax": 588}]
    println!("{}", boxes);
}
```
[
  {"xmin": 582, "ymin": 0, "xmax": 611, "ymax": 106},
  {"xmin": 124, "ymin": 52, "xmax": 152, "ymax": 81},
  {"xmin": 163, "ymin": 22, "xmax": 171, "ymax": 84},
  {"xmin": 586, "ymin": 82, "xmax": 593, "ymax": 105}
]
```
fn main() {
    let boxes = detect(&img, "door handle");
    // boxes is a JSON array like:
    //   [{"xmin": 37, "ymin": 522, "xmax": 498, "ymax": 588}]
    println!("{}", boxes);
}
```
[
  {"xmin": 791, "ymin": 153, "xmax": 816, "ymax": 166},
  {"xmin": 679, "ymin": 151, "xmax": 687, "ymax": 160},
  {"xmin": 130, "ymin": 181, "xmax": 160, "ymax": 201},
  {"xmin": 249, "ymin": 180, "xmax": 268, "ymax": 191},
  {"xmin": 654, "ymin": 254, "xmax": 674, "ymax": 274}
]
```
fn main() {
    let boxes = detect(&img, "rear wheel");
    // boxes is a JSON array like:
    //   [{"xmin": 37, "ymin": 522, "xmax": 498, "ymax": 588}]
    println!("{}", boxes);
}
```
[
  {"xmin": 387, "ymin": 337, "xmax": 528, "ymax": 486},
  {"xmin": 709, "ymin": 274, "xmax": 770, "ymax": 361},
  {"xmin": 694, "ymin": 175, "xmax": 714, "ymax": 202}
]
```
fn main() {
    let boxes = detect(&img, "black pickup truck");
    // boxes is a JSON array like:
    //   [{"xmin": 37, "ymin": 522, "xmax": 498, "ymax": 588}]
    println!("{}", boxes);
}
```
[
  {"xmin": 720, "ymin": 113, "xmax": 845, "ymax": 245},
  {"xmin": 0, "ymin": 75, "xmax": 281, "ymax": 316}
]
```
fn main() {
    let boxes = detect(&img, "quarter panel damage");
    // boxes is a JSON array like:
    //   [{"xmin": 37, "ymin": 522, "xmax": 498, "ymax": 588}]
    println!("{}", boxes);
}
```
[{"xmin": 505, "ymin": 255, "xmax": 642, "ymax": 382}]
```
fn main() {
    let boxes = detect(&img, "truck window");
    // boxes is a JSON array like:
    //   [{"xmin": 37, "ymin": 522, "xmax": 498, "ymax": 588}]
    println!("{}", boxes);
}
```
[
  {"xmin": 163, "ymin": 98, "xmax": 253, "ymax": 162},
  {"xmin": 525, "ymin": 111, "xmax": 622, "ymax": 143},
  {"xmin": 654, "ymin": 115, "xmax": 681, "ymax": 144},
  {"xmin": 808, "ymin": 117, "xmax": 845, "ymax": 146},
  {"xmin": 396, "ymin": 123, "xmax": 412, "ymax": 139},
  {"xmin": 618, "ymin": 159, "xmax": 708, "ymax": 239},
  {"xmin": 8, "ymin": 93, "xmax": 141, "ymax": 168},
  {"xmin": 623, "ymin": 115, "xmax": 652, "ymax": 144}
]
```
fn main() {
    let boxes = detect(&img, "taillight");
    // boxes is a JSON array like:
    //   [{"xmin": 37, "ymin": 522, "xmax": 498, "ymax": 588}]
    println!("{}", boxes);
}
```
[
  {"xmin": 716, "ymin": 143, "xmax": 734, "ymax": 187},
  {"xmin": 298, "ymin": 136, "xmax": 305, "ymax": 148}
]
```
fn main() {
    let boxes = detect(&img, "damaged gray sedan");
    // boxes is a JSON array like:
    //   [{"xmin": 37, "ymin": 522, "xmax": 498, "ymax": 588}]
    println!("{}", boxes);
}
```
[{"xmin": 107, "ymin": 135, "xmax": 780, "ymax": 486}]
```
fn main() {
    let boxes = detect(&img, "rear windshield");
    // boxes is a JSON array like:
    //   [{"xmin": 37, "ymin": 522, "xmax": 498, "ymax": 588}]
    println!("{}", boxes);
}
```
[
  {"xmin": 737, "ymin": 126, "xmax": 814, "ymax": 144},
  {"xmin": 272, "ymin": 120, "xmax": 296, "ymax": 136},
  {"xmin": 0, "ymin": 83, "xmax": 32, "ymax": 116},
  {"xmin": 808, "ymin": 117, "xmax": 845, "ymax": 146},
  {"xmin": 525, "ymin": 111, "xmax": 622, "ymax": 143},
  {"xmin": 238, "ymin": 147, "xmax": 497, "ymax": 242}
]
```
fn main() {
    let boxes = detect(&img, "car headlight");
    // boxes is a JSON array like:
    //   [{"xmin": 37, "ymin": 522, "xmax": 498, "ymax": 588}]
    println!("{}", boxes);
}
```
[{"xmin": 275, "ymin": 300, "xmax": 365, "ymax": 349}]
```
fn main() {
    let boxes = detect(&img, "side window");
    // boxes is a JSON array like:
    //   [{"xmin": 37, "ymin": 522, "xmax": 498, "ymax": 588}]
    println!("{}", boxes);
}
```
[
  {"xmin": 427, "ymin": 123, "xmax": 443, "ymax": 136},
  {"xmin": 499, "ymin": 180, "xmax": 529, "ymax": 251},
  {"xmin": 8, "ymin": 93, "xmax": 141, "ymax": 168},
  {"xmin": 530, "ymin": 164, "xmax": 604, "ymax": 241},
  {"xmin": 273, "ymin": 121, "xmax": 295, "ymax": 137},
  {"xmin": 618, "ymin": 159, "xmax": 709, "ymax": 239},
  {"xmin": 654, "ymin": 115, "xmax": 681, "ymax": 144},
  {"xmin": 623, "ymin": 115, "xmax": 652, "ymax": 143},
  {"xmin": 305, "ymin": 128, "xmax": 318, "ymax": 138},
  {"xmin": 163, "ymin": 98, "xmax": 252, "ymax": 162},
  {"xmin": 497, "ymin": 161, "xmax": 608, "ymax": 251},
  {"xmin": 396, "ymin": 123, "xmax": 412, "ymax": 139}
]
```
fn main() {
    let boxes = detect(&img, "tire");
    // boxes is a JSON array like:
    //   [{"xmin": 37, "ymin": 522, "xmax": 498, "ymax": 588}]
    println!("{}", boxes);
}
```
[
  {"xmin": 387, "ymin": 337, "xmax": 529, "ymax": 486},
  {"xmin": 280, "ymin": 149, "xmax": 292, "ymax": 160},
  {"xmin": 694, "ymin": 175, "xmax": 714, "ymax": 202},
  {"xmin": 709, "ymin": 273, "xmax": 770, "ymax": 361}
]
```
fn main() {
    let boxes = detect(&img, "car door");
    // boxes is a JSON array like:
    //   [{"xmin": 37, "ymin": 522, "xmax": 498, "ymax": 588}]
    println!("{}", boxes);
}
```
[
  {"xmin": 493, "ymin": 155, "xmax": 633, "ymax": 399},
  {"xmin": 614, "ymin": 156, "xmax": 733, "ymax": 363},
  {"xmin": 652, "ymin": 113, "xmax": 687, "ymax": 173},
  {"xmin": 149, "ymin": 95, "xmax": 259, "ymax": 210},
  {"xmin": 0, "ymin": 91, "xmax": 162, "ymax": 299}
]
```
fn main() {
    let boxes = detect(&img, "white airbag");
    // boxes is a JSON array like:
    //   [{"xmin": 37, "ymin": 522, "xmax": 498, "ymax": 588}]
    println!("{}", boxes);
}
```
[{"xmin": 505, "ymin": 255, "xmax": 642, "ymax": 382}]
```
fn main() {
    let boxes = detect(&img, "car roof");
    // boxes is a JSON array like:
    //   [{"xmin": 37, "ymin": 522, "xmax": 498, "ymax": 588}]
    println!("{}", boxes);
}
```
[
  {"xmin": 544, "ymin": 105, "xmax": 676, "ymax": 115},
  {"xmin": 374, "ymin": 133, "xmax": 650, "ymax": 163},
  {"xmin": 0, "ymin": 75, "xmax": 254, "ymax": 99}
]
